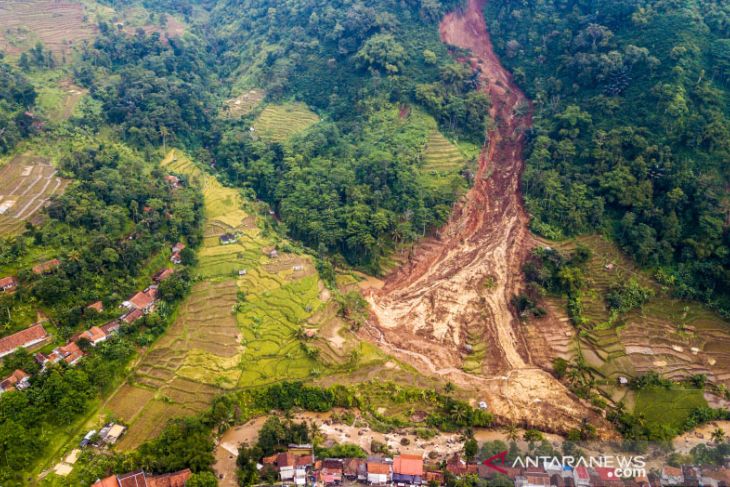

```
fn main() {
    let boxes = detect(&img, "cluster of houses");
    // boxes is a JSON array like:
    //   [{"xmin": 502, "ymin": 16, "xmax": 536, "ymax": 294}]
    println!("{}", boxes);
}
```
[
  {"xmin": 0, "ymin": 243, "xmax": 185, "ymax": 389},
  {"xmin": 80, "ymin": 422, "xmax": 127, "ymax": 448},
  {"xmin": 253, "ymin": 446, "xmax": 730, "ymax": 487},
  {"xmin": 92, "ymin": 468, "xmax": 192, "ymax": 487}
]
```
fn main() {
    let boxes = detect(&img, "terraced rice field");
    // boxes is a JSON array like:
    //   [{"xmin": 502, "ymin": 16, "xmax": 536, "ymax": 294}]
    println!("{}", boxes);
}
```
[
  {"xmin": 418, "ymin": 128, "xmax": 473, "ymax": 195},
  {"xmin": 107, "ymin": 150, "xmax": 341, "ymax": 450},
  {"xmin": 545, "ymin": 235, "xmax": 730, "ymax": 407},
  {"xmin": 253, "ymin": 103, "xmax": 320, "ymax": 142},
  {"xmin": 0, "ymin": 0, "xmax": 96, "ymax": 57},
  {"xmin": 223, "ymin": 89, "xmax": 266, "ymax": 118},
  {"xmin": 0, "ymin": 154, "xmax": 69, "ymax": 236}
]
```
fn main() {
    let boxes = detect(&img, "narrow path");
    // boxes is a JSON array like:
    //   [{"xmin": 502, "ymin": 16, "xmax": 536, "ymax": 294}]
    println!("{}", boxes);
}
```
[{"xmin": 366, "ymin": 0, "xmax": 611, "ymax": 435}]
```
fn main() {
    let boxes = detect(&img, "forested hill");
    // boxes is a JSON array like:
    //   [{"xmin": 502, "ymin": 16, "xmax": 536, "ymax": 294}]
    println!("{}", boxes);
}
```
[{"xmin": 484, "ymin": 0, "xmax": 730, "ymax": 313}]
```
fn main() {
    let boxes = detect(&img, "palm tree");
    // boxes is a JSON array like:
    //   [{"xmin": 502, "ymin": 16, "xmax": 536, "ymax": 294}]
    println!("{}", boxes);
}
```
[
  {"xmin": 503, "ymin": 423, "xmax": 520, "ymax": 442},
  {"xmin": 711, "ymin": 427, "xmax": 726, "ymax": 444}
]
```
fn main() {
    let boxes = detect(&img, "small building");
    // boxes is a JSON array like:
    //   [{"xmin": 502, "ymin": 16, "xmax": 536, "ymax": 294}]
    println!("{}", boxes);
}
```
[
  {"xmin": 269, "ymin": 249, "xmax": 279, "ymax": 258},
  {"xmin": 573, "ymin": 466, "xmax": 591, "ymax": 487},
  {"xmin": 344, "ymin": 458, "xmax": 365, "ymax": 481},
  {"xmin": 98, "ymin": 423, "xmax": 126, "ymax": 445},
  {"xmin": 478, "ymin": 400, "xmax": 488, "ymax": 410},
  {"xmin": 121, "ymin": 308, "xmax": 144, "ymax": 324},
  {"xmin": 0, "ymin": 276, "xmax": 18, "ymax": 292},
  {"xmin": 591, "ymin": 467, "xmax": 623, "ymax": 487},
  {"xmin": 0, "ymin": 369, "xmax": 31, "ymax": 394},
  {"xmin": 220, "ymin": 233, "xmax": 238, "ymax": 245},
  {"xmin": 123, "ymin": 287, "xmax": 158, "ymax": 314},
  {"xmin": 79, "ymin": 326, "xmax": 108, "ymax": 347},
  {"xmin": 238, "ymin": 269, "xmax": 247, "ymax": 276},
  {"xmin": 618, "ymin": 376, "xmax": 629, "ymax": 385},
  {"xmin": 321, "ymin": 458, "xmax": 344, "ymax": 485},
  {"xmin": 32, "ymin": 258, "xmax": 61, "ymax": 275},
  {"xmin": 425, "ymin": 471, "xmax": 444, "ymax": 485},
  {"xmin": 153, "ymin": 268, "xmax": 175, "ymax": 283},
  {"xmin": 80, "ymin": 429, "xmax": 97, "ymax": 448},
  {"xmin": 92, "ymin": 468, "xmax": 192, "ymax": 487},
  {"xmin": 0, "ymin": 323, "xmax": 50, "ymax": 358},
  {"xmin": 170, "ymin": 251, "xmax": 182, "ymax": 265},
  {"xmin": 172, "ymin": 242, "xmax": 186, "ymax": 254},
  {"xmin": 393, "ymin": 454, "xmax": 424, "ymax": 485},
  {"xmin": 100, "ymin": 321, "xmax": 121, "ymax": 336},
  {"xmin": 165, "ymin": 175, "xmax": 182, "ymax": 189},
  {"xmin": 660, "ymin": 466, "xmax": 685, "ymax": 486},
  {"xmin": 367, "ymin": 459, "xmax": 392, "ymax": 485}
]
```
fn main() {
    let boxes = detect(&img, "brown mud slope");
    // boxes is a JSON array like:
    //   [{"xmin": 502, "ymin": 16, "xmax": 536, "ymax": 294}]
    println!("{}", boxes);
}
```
[{"xmin": 366, "ymin": 0, "xmax": 609, "ymax": 435}]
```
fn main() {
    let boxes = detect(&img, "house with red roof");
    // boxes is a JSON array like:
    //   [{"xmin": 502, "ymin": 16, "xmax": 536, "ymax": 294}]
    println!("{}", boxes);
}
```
[
  {"xmin": 123, "ymin": 286, "xmax": 158, "ymax": 314},
  {"xmin": 39, "ymin": 342, "xmax": 85, "ymax": 368},
  {"xmin": 0, "ymin": 369, "xmax": 30, "ymax": 393},
  {"xmin": 32, "ymin": 258, "xmax": 61, "ymax": 275},
  {"xmin": 0, "ymin": 323, "xmax": 50, "ymax": 358},
  {"xmin": 574, "ymin": 466, "xmax": 591, "ymax": 487},
  {"xmin": 87, "ymin": 301, "xmax": 104, "ymax": 313},
  {"xmin": 660, "ymin": 466, "xmax": 685, "ymax": 486},
  {"xmin": 592, "ymin": 467, "xmax": 625, "ymax": 487},
  {"xmin": 80, "ymin": 326, "xmax": 109, "ymax": 346},
  {"xmin": 367, "ymin": 460, "xmax": 392, "ymax": 485},
  {"xmin": 153, "ymin": 268, "xmax": 175, "ymax": 283},
  {"xmin": 92, "ymin": 468, "xmax": 192, "ymax": 487},
  {"xmin": 121, "ymin": 308, "xmax": 144, "ymax": 324},
  {"xmin": 393, "ymin": 453, "xmax": 424, "ymax": 485},
  {"xmin": 320, "ymin": 458, "xmax": 344, "ymax": 485},
  {"xmin": 0, "ymin": 276, "xmax": 18, "ymax": 292},
  {"xmin": 101, "ymin": 320, "xmax": 121, "ymax": 335}
]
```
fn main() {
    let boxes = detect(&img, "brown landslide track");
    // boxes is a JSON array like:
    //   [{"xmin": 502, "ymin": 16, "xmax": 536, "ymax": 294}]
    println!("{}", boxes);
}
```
[{"xmin": 366, "ymin": 0, "xmax": 611, "ymax": 435}]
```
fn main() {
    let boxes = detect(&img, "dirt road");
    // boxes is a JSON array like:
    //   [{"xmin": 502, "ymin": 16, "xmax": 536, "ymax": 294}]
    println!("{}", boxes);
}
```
[{"xmin": 366, "ymin": 0, "xmax": 609, "ymax": 435}]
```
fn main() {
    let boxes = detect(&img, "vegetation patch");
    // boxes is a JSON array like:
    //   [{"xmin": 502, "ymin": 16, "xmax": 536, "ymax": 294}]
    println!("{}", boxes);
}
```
[
  {"xmin": 253, "ymin": 103, "xmax": 320, "ymax": 142},
  {"xmin": 634, "ymin": 386, "xmax": 707, "ymax": 433}
]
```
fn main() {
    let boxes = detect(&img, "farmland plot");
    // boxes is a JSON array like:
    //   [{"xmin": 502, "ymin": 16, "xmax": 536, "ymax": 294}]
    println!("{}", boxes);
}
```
[
  {"xmin": 106, "ymin": 150, "xmax": 345, "ymax": 449},
  {"xmin": 253, "ymin": 103, "xmax": 320, "ymax": 142},
  {"xmin": 0, "ymin": 154, "xmax": 69, "ymax": 236},
  {"xmin": 0, "ymin": 0, "xmax": 96, "ymax": 57}
]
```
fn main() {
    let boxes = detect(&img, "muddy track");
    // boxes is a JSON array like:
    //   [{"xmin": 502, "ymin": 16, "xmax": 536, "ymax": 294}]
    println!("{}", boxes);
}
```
[{"xmin": 366, "ymin": 0, "xmax": 611, "ymax": 435}]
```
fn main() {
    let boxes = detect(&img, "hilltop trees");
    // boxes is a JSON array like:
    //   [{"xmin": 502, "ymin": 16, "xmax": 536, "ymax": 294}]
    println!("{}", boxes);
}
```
[{"xmin": 486, "ymin": 0, "xmax": 730, "ymax": 314}]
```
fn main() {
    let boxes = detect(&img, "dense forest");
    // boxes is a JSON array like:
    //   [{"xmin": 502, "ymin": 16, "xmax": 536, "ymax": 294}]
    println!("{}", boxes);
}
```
[
  {"xmin": 484, "ymin": 0, "xmax": 730, "ymax": 313},
  {"xmin": 0, "ymin": 57, "xmax": 36, "ymax": 154}
]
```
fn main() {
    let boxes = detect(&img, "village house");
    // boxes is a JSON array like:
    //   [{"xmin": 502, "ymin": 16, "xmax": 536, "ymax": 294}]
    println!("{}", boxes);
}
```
[
  {"xmin": 101, "ymin": 320, "xmax": 121, "ymax": 336},
  {"xmin": 79, "ymin": 326, "xmax": 109, "ymax": 346},
  {"xmin": 0, "ymin": 323, "xmax": 50, "ymax": 358},
  {"xmin": 123, "ymin": 286, "xmax": 159, "ymax": 314},
  {"xmin": 32, "ymin": 258, "xmax": 61, "ymax": 275},
  {"xmin": 0, "ymin": 369, "xmax": 31, "ymax": 394},
  {"xmin": 586, "ymin": 467, "xmax": 620, "ymax": 487},
  {"xmin": 660, "ymin": 466, "xmax": 685, "ymax": 486},
  {"xmin": 344, "ymin": 458, "xmax": 366, "ymax": 482},
  {"xmin": 97, "ymin": 422, "xmax": 127, "ymax": 445},
  {"xmin": 367, "ymin": 457, "xmax": 392, "ymax": 485},
  {"xmin": 171, "ymin": 251, "xmax": 182, "ymax": 265},
  {"xmin": 220, "ymin": 233, "xmax": 238, "ymax": 245},
  {"xmin": 165, "ymin": 174, "xmax": 182, "ymax": 189},
  {"xmin": 38, "ymin": 341, "xmax": 85, "ymax": 368},
  {"xmin": 0, "ymin": 276, "xmax": 18, "ymax": 292},
  {"xmin": 445, "ymin": 453, "xmax": 477, "ymax": 477},
  {"xmin": 574, "ymin": 466, "xmax": 592, "ymax": 487},
  {"xmin": 121, "ymin": 308, "xmax": 144, "ymax": 324},
  {"xmin": 92, "ymin": 468, "xmax": 192, "ymax": 487},
  {"xmin": 86, "ymin": 301, "xmax": 104, "ymax": 313},
  {"xmin": 424, "ymin": 470, "xmax": 444, "ymax": 486},
  {"xmin": 681, "ymin": 466, "xmax": 701, "ymax": 487},
  {"xmin": 393, "ymin": 454, "xmax": 425, "ymax": 485},
  {"xmin": 153, "ymin": 268, "xmax": 175, "ymax": 283},
  {"xmin": 321, "ymin": 458, "xmax": 344, "ymax": 485}
]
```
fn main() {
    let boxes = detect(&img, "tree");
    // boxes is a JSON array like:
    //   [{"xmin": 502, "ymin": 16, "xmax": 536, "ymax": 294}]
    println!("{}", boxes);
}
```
[
  {"xmin": 464, "ymin": 438, "xmax": 478, "ymax": 462},
  {"xmin": 710, "ymin": 428, "xmax": 726, "ymax": 444},
  {"xmin": 356, "ymin": 33, "xmax": 407, "ymax": 74}
]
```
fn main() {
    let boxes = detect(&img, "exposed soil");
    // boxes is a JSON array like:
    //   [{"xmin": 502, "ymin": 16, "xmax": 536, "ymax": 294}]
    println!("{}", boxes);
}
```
[{"xmin": 365, "ymin": 0, "xmax": 609, "ymax": 435}]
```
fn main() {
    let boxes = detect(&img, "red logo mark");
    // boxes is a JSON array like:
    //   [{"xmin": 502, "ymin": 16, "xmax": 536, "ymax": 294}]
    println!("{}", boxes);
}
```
[{"xmin": 483, "ymin": 450, "xmax": 508, "ymax": 474}]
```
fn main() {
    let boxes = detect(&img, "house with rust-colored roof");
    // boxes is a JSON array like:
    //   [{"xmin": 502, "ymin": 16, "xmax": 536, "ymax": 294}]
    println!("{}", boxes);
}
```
[
  {"xmin": 0, "ymin": 276, "xmax": 18, "ymax": 292},
  {"xmin": 367, "ymin": 459, "xmax": 392, "ymax": 485},
  {"xmin": 0, "ymin": 369, "xmax": 30, "ymax": 393},
  {"xmin": 320, "ymin": 458, "xmax": 344, "ymax": 485},
  {"xmin": 32, "ymin": 258, "xmax": 61, "ymax": 275},
  {"xmin": 123, "ymin": 287, "xmax": 158, "ymax": 314},
  {"xmin": 39, "ymin": 342, "xmax": 85, "ymax": 368},
  {"xmin": 121, "ymin": 308, "xmax": 144, "ymax": 324},
  {"xmin": 92, "ymin": 469, "xmax": 192, "ymax": 487},
  {"xmin": 0, "ymin": 323, "xmax": 50, "ymax": 358},
  {"xmin": 87, "ymin": 301, "xmax": 104, "ymax": 313},
  {"xmin": 153, "ymin": 268, "xmax": 175, "ymax": 283},
  {"xmin": 80, "ymin": 326, "xmax": 108, "ymax": 346},
  {"xmin": 393, "ymin": 454, "xmax": 424, "ymax": 485},
  {"xmin": 101, "ymin": 320, "xmax": 121, "ymax": 335}
]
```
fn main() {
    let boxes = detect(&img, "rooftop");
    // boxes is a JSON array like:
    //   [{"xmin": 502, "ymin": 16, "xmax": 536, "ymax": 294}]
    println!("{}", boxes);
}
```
[
  {"xmin": 0, "ymin": 323, "xmax": 49, "ymax": 356},
  {"xmin": 394, "ymin": 454, "xmax": 424, "ymax": 476}
]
